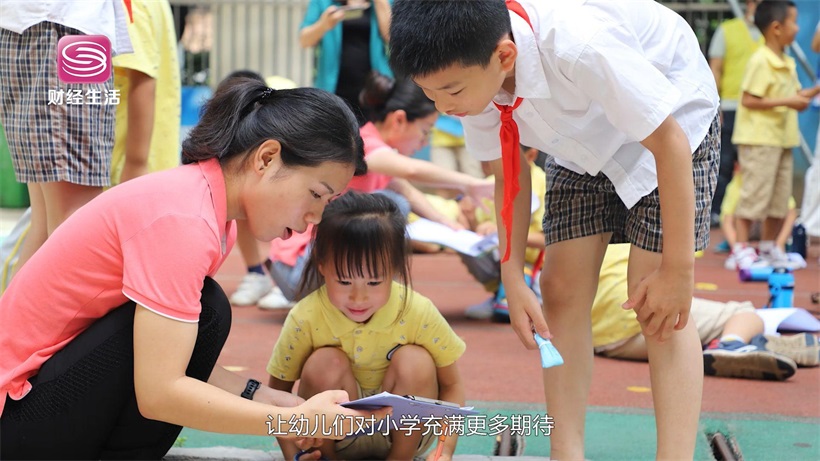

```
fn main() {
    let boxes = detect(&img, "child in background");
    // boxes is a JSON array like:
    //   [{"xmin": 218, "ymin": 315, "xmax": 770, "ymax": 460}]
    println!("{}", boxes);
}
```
[
  {"xmin": 430, "ymin": 114, "xmax": 484, "ymax": 180},
  {"xmin": 349, "ymin": 71, "xmax": 492, "ymax": 228},
  {"xmin": 219, "ymin": 70, "xmax": 295, "ymax": 310},
  {"xmin": 460, "ymin": 146, "xmax": 546, "ymax": 321},
  {"xmin": 731, "ymin": 0, "xmax": 820, "ymax": 270},
  {"xmin": 389, "ymin": 1, "xmax": 720, "ymax": 458},
  {"xmin": 110, "ymin": 0, "xmax": 180, "ymax": 185},
  {"xmin": 267, "ymin": 192, "xmax": 466, "ymax": 461}
]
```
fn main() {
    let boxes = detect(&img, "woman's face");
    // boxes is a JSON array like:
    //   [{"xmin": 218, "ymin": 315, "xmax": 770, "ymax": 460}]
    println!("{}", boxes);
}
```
[
  {"xmin": 389, "ymin": 112, "xmax": 438, "ymax": 156},
  {"xmin": 243, "ymin": 154, "xmax": 354, "ymax": 242}
]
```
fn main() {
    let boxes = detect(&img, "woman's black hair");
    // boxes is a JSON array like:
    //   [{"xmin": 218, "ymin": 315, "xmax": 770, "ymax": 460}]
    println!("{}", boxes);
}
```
[
  {"xmin": 358, "ymin": 71, "xmax": 438, "ymax": 123},
  {"xmin": 181, "ymin": 79, "xmax": 367, "ymax": 176},
  {"xmin": 299, "ymin": 191, "xmax": 412, "ymax": 319}
]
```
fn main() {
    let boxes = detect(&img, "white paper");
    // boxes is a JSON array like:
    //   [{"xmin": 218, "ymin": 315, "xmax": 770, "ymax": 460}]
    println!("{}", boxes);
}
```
[
  {"xmin": 755, "ymin": 308, "xmax": 820, "ymax": 336},
  {"xmin": 407, "ymin": 218, "xmax": 498, "ymax": 256}
]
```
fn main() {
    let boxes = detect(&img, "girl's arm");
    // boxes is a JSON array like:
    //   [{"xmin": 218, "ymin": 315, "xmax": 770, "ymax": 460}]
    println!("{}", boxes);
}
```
[
  {"xmin": 388, "ymin": 178, "xmax": 464, "ymax": 230},
  {"xmin": 431, "ymin": 362, "xmax": 465, "ymax": 460},
  {"xmin": 373, "ymin": 0, "xmax": 391, "ymax": 42},
  {"xmin": 366, "ymin": 147, "xmax": 492, "ymax": 200},
  {"xmin": 133, "ymin": 306, "xmax": 384, "ymax": 436}
]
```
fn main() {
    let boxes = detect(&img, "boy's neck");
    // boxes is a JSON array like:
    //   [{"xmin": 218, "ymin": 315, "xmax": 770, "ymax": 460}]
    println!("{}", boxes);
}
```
[{"xmin": 765, "ymin": 38, "xmax": 786, "ymax": 57}]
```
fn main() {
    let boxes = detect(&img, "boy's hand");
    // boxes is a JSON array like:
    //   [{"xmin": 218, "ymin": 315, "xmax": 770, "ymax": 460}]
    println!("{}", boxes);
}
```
[
  {"xmin": 505, "ymin": 280, "xmax": 551, "ymax": 349},
  {"xmin": 623, "ymin": 266, "xmax": 693, "ymax": 342},
  {"xmin": 784, "ymin": 94, "xmax": 811, "ymax": 111}
]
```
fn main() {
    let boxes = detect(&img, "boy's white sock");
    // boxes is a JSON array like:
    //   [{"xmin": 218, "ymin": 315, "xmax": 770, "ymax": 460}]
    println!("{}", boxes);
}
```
[
  {"xmin": 759, "ymin": 240, "xmax": 775, "ymax": 254},
  {"xmin": 732, "ymin": 242, "xmax": 748, "ymax": 255}
]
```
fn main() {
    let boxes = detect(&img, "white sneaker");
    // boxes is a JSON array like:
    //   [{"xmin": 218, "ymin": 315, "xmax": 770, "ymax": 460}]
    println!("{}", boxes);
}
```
[
  {"xmin": 761, "ymin": 247, "xmax": 804, "ymax": 270},
  {"xmin": 258, "ymin": 287, "xmax": 295, "ymax": 310},
  {"xmin": 733, "ymin": 246, "xmax": 769, "ymax": 271},
  {"xmin": 229, "ymin": 272, "xmax": 274, "ymax": 306},
  {"xmin": 465, "ymin": 297, "xmax": 495, "ymax": 320},
  {"xmin": 724, "ymin": 253, "xmax": 737, "ymax": 270}
]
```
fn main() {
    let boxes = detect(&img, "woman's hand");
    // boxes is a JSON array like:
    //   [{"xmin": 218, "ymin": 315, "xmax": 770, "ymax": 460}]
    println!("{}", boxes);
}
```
[
  {"xmin": 293, "ymin": 390, "xmax": 392, "ymax": 440},
  {"xmin": 319, "ymin": 5, "xmax": 345, "ymax": 31}
]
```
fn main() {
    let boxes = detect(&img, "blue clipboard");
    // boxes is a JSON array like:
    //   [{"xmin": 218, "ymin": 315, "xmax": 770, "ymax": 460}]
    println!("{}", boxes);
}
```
[{"xmin": 341, "ymin": 391, "xmax": 478, "ymax": 418}]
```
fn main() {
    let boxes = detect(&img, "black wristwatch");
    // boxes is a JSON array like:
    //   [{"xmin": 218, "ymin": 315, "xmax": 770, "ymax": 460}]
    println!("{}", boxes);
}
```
[{"xmin": 241, "ymin": 378, "xmax": 261, "ymax": 400}]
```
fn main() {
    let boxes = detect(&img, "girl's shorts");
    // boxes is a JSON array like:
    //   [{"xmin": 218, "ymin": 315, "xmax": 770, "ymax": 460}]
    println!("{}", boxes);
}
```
[
  {"xmin": 0, "ymin": 22, "xmax": 114, "ymax": 186},
  {"xmin": 543, "ymin": 114, "xmax": 720, "ymax": 253}
]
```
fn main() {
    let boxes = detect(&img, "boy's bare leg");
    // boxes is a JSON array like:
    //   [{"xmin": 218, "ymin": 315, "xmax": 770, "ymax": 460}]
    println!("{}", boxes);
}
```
[
  {"xmin": 735, "ymin": 217, "xmax": 752, "ymax": 244},
  {"xmin": 10, "ymin": 184, "xmax": 46, "ymax": 278},
  {"xmin": 540, "ymin": 234, "xmax": 610, "ymax": 460},
  {"xmin": 629, "ymin": 247, "xmax": 702, "ymax": 460}
]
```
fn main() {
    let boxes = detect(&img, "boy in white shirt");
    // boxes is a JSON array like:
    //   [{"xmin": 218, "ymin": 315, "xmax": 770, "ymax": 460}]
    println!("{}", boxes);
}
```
[{"xmin": 389, "ymin": 0, "xmax": 720, "ymax": 459}]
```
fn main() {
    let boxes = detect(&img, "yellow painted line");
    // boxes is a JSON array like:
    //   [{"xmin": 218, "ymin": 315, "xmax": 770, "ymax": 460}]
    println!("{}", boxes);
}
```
[
  {"xmin": 223, "ymin": 366, "xmax": 248, "ymax": 372},
  {"xmin": 626, "ymin": 386, "xmax": 651, "ymax": 393}
]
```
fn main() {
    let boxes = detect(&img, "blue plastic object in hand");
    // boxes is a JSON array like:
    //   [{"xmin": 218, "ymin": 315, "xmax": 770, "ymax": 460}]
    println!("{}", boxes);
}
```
[{"xmin": 534, "ymin": 333, "xmax": 564, "ymax": 368}]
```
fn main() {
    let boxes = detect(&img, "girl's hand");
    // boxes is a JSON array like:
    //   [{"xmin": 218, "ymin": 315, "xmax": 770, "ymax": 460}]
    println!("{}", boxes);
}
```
[
  {"xmin": 426, "ymin": 452, "xmax": 452, "ymax": 461},
  {"xmin": 475, "ymin": 221, "xmax": 497, "ymax": 236},
  {"xmin": 466, "ymin": 180, "xmax": 495, "ymax": 211},
  {"xmin": 505, "ymin": 279, "xmax": 550, "ymax": 349},
  {"xmin": 295, "ymin": 390, "xmax": 392, "ymax": 440},
  {"xmin": 622, "ymin": 265, "xmax": 693, "ymax": 342}
]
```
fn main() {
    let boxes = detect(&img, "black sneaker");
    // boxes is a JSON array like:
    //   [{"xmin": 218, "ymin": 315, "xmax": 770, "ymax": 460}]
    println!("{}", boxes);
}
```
[{"xmin": 703, "ymin": 340, "xmax": 797, "ymax": 381}]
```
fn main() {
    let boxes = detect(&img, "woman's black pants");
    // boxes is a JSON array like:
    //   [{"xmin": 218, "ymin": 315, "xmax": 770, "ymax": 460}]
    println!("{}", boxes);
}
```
[{"xmin": 1, "ymin": 277, "xmax": 231, "ymax": 460}]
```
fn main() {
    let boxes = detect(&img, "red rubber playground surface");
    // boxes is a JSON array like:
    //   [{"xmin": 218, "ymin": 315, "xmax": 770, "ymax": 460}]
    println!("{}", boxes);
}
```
[{"xmin": 203, "ymin": 229, "xmax": 820, "ymax": 458}]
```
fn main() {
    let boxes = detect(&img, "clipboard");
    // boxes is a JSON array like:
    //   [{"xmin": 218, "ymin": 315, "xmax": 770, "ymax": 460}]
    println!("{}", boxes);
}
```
[{"xmin": 341, "ymin": 391, "xmax": 478, "ymax": 418}]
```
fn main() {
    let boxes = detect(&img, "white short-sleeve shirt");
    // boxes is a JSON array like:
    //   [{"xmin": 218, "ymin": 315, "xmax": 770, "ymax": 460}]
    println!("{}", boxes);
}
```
[
  {"xmin": 0, "ymin": 0, "xmax": 132, "ymax": 55},
  {"xmin": 463, "ymin": 0, "xmax": 719, "ymax": 208}
]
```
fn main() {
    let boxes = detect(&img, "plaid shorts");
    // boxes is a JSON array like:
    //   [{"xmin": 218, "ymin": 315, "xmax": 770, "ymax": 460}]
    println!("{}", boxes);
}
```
[
  {"xmin": 543, "ymin": 114, "xmax": 720, "ymax": 253},
  {"xmin": 0, "ymin": 22, "xmax": 113, "ymax": 186}
]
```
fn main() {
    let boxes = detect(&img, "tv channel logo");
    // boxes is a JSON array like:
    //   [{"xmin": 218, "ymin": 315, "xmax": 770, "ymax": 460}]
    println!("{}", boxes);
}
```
[{"xmin": 57, "ymin": 35, "xmax": 112, "ymax": 84}]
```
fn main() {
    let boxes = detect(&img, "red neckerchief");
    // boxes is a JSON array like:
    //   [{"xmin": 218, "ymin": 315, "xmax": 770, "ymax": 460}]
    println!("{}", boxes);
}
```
[
  {"xmin": 495, "ymin": 0, "xmax": 532, "ymax": 262},
  {"xmin": 124, "ymin": 0, "xmax": 134, "ymax": 23}
]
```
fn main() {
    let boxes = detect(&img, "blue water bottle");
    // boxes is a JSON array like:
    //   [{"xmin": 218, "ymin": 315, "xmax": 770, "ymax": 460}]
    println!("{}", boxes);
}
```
[
  {"xmin": 767, "ymin": 268, "xmax": 795, "ymax": 308},
  {"xmin": 739, "ymin": 266, "xmax": 773, "ymax": 282}
]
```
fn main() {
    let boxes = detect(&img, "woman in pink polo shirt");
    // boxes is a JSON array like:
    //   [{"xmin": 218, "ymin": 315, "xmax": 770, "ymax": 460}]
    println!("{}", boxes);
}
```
[{"xmin": 0, "ymin": 79, "xmax": 387, "ymax": 458}]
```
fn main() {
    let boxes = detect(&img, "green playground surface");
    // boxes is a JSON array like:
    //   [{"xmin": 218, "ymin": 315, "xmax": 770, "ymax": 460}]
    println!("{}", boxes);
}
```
[{"xmin": 176, "ymin": 402, "xmax": 820, "ymax": 460}]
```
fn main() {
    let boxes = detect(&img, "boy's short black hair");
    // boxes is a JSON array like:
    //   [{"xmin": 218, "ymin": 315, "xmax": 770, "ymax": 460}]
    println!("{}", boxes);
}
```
[
  {"xmin": 754, "ymin": 1, "xmax": 796, "ymax": 34},
  {"xmin": 389, "ymin": 0, "xmax": 511, "ymax": 78}
]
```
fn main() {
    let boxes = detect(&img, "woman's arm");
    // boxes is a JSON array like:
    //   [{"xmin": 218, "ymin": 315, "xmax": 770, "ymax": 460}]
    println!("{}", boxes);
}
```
[
  {"xmin": 299, "ymin": 6, "xmax": 344, "ymax": 48},
  {"xmin": 373, "ymin": 0, "xmax": 391, "ymax": 42},
  {"xmin": 132, "ymin": 306, "xmax": 382, "ymax": 437}
]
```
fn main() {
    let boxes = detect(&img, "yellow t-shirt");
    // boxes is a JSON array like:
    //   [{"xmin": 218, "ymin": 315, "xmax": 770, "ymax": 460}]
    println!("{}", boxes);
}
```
[
  {"xmin": 590, "ymin": 244, "xmax": 642, "ymax": 348},
  {"xmin": 267, "ymin": 281, "xmax": 466, "ymax": 390},
  {"xmin": 475, "ymin": 162, "xmax": 546, "ymax": 265},
  {"xmin": 732, "ymin": 46, "xmax": 801, "ymax": 148},
  {"xmin": 111, "ymin": 0, "xmax": 181, "ymax": 185}
]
